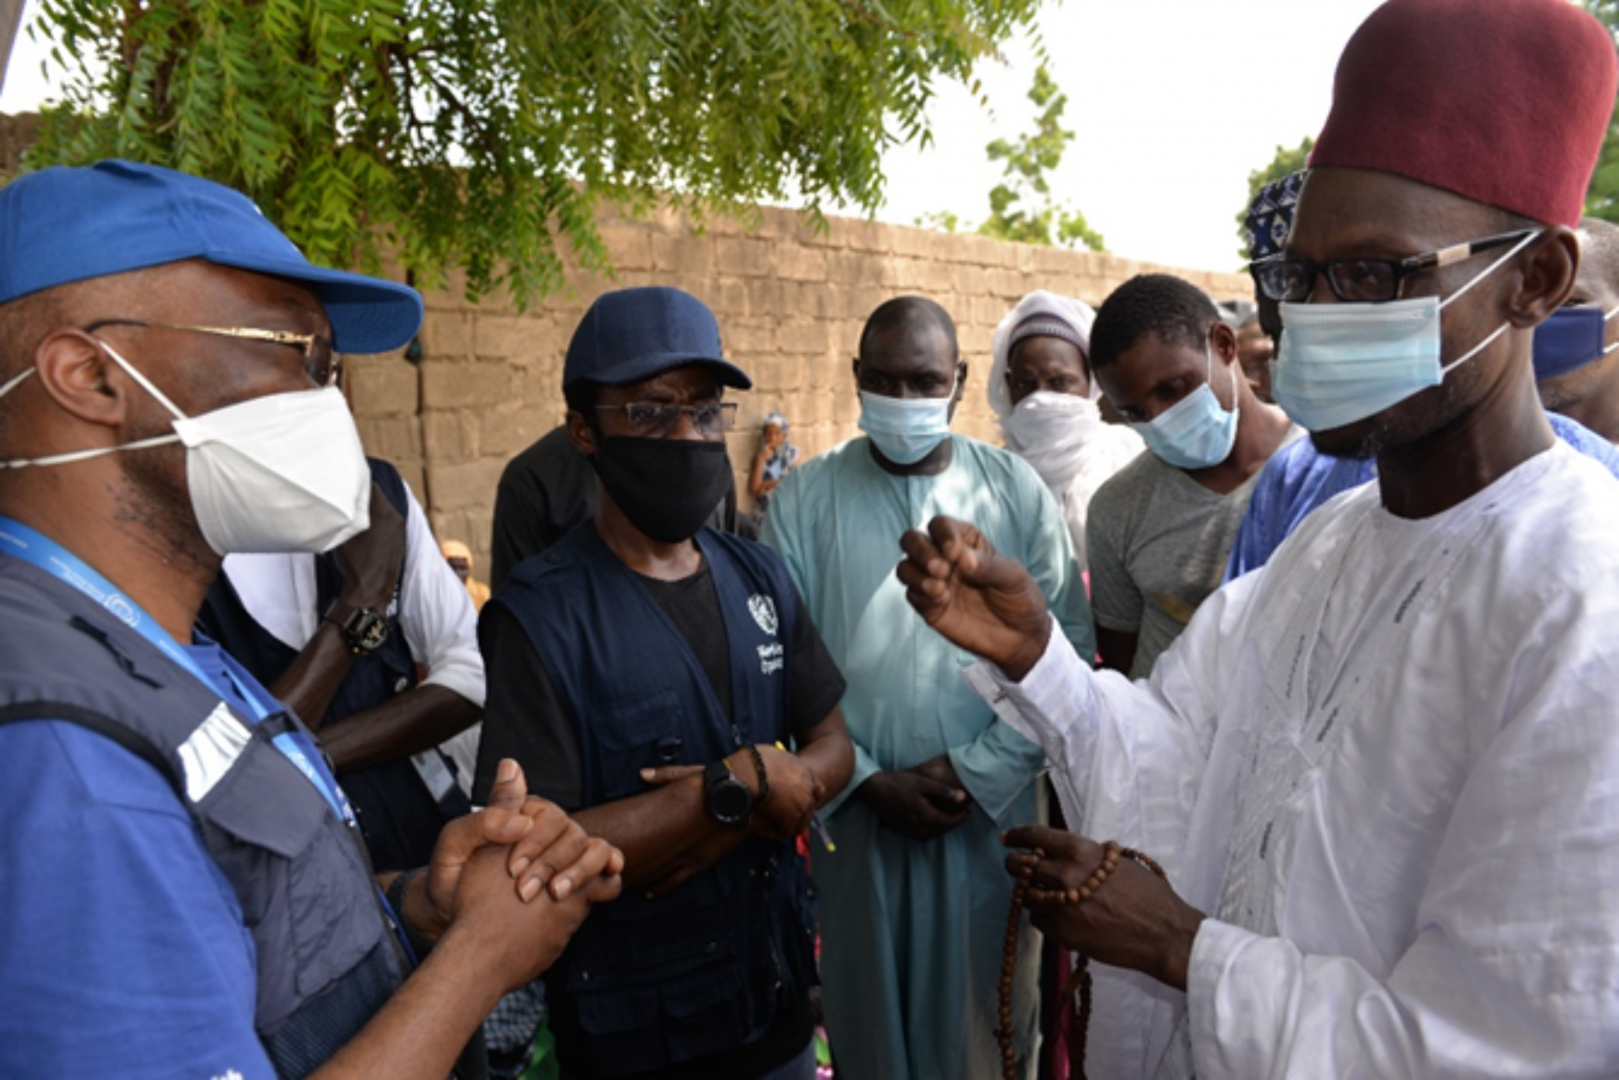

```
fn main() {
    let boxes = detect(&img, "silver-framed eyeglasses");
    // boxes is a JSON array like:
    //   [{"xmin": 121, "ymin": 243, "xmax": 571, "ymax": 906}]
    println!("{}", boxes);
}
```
[
  {"xmin": 595, "ymin": 401, "xmax": 739, "ymax": 438},
  {"xmin": 84, "ymin": 318, "xmax": 342, "ymax": 388},
  {"xmin": 1250, "ymin": 229, "xmax": 1540, "ymax": 304}
]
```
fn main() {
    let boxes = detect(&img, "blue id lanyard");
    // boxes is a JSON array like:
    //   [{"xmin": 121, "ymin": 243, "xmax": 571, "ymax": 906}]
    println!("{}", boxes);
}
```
[{"xmin": 0, "ymin": 515, "xmax": 353, "ymax": 825}]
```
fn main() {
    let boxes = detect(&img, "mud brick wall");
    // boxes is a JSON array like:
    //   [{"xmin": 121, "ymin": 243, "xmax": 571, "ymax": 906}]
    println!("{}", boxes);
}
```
[{"xmin": 346, "ymin": 204, "xmax": 1250, "ymax": 571}]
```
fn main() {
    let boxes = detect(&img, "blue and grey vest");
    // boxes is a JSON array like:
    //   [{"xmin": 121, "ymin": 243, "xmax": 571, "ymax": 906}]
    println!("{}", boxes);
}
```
[
  {"xmin": 495, "ymin": 525, "xmax": 817, "ymax": 1076},
  {"xmin": 198, "ymin": 458, "xmax": 470, "ymax": 872},
  {"xmin": 0, "ymin": 557, "xmax": 405, "ymax": 1078}
]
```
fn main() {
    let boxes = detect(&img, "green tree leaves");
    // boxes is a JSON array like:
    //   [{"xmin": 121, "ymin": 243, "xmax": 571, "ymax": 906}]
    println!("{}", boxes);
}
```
[
  {"xmin": 22, "ymin": 0, "xmax": 1039, "ymax": 309},
  {"xmin": 1583, "ymin": 0, "xmax": 1619, "ymax": 223},
  {"xmin": 929, "ymin": 62, "xmax": 1103, "ymax": 251}
]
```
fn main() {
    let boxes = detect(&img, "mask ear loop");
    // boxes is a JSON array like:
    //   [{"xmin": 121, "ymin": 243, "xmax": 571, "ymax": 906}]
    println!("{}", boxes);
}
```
[
  {"xmin": 1437, "ymin": 230, "xmax": 1545, "ymax": 376},
  {"xmin": 93, "ymin": 338, "xmax": 191, "ymax": 422},
  {"xmin": 0, "ymin": 366, "xmax": 34, "ymax": 400},
  {"xmin": 1438, "ymin": 229, "xmax": 1544, "ymax": 311},
  {"xmin": 0, "ymin": 338, "xmax": 184, "ymax": 470}
]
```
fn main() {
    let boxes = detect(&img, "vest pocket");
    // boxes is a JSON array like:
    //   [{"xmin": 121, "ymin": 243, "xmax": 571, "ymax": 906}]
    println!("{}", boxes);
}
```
[
  {"xmin": 200, "ymin": 730, "xmax": 387, "ymax": 1027},
  {"xmin": 590, "ymin": 688, "xmax": 707, "ymax": 802},
  {"xmin": 569, "ymin": 938, "xmax": 747, "ymax": 1070}
]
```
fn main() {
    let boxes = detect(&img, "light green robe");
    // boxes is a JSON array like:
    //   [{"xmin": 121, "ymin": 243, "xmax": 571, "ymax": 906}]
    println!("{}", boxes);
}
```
[{"xmin": 763, "ymin": 435, "xmax": 1095, "ymax": 1080}]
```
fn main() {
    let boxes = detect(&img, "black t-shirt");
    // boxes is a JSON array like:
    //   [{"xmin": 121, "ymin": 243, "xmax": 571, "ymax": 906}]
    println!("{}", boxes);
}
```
[{"xmin": 475, "ymin": 558, "xmax": 843, "ymax": 1080}]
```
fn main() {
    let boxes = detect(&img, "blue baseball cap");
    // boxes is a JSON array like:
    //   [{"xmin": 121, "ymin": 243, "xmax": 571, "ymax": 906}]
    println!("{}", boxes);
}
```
[
  {"xmin": 0, "ymin": 159, "xmax": 423, "ymax": 354},
  {"xmin": 564, "ymin": 286, "xmax": 752, "ymax": 390}
]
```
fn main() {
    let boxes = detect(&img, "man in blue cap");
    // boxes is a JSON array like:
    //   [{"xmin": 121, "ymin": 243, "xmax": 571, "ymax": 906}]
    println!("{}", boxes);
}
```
[
  {"xmin": 474, "ymin": 285, "xmax": 854, "ymax": 1080},
  {"xmin": 0, "ymin": 160, "xmax": 623, "ymax": 1079}
]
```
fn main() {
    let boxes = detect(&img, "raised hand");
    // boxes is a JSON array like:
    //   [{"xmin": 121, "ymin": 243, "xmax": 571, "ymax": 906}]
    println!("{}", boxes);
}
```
[
  {"xmin": 333, "ymin": 481, "xmax": 407, "ymax": 610},
  {"xmin": 896, "ymin": 516, "xmax": 1051, "ymax": 680},
  {"xmin": 1002, "ymin": 824, "xmax": 1205, "ymax": 991}
]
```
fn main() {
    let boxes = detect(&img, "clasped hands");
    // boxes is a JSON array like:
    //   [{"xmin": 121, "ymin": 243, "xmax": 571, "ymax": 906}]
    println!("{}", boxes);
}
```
[{"xmin": 400, "ymin": 758, "xmax": 625, "ymax": 994}]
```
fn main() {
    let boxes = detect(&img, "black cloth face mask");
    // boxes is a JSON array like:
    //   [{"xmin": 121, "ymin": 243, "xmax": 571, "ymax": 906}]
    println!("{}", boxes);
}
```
[{"xmin": 590, "ymin": 436, "xmax": 732, "ymax": 543}]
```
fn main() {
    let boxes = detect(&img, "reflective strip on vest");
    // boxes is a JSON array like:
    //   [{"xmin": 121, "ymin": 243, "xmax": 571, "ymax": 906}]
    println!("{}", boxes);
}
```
[{"xmin": 178, "ymin": 703, "xmax": 252, "ymax": 802}]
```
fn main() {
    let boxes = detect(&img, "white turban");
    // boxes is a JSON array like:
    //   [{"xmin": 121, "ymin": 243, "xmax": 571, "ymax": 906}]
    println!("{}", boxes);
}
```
[{"xmin": 988, "ymin": 290, "xmax": 1100, "ymax": 420}]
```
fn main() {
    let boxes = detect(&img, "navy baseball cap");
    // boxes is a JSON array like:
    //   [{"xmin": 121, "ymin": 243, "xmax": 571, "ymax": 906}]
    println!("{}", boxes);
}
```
[
  {"xmin": 0, "ymin": 159, "xmax": 423, "ymax": 354},
  {"xmin": 564, "ymin": 286, "xmax": 752, "ymax": 390}
]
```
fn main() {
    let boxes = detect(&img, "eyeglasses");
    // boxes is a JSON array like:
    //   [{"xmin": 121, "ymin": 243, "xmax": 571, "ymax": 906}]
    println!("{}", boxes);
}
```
[
  {"xmin": 1250, "ymin": 229, "xmax": 1540, "ymax": 304},
  {"xmin": 594, "ymin": 401, "xmax": 738, "ymax": 438},
  {"xmin": 84, "ymin": 318, "xmax": 342, "ymax": 388}
]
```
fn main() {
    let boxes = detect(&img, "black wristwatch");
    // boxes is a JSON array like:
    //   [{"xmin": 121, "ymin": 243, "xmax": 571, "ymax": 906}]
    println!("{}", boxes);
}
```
[
  {"xmin": 704, "ymin": 759, "xmax": 753, "ymax": 828},
  {"xmin": 323, "ymin": 596, "xmax": 390, "ymax": 654}
]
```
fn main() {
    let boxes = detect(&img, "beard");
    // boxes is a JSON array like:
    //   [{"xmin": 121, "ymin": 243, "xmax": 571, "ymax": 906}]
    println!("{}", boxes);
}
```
[{"xmin": 114, "ymin": 424, "xmax": 214, "ymax": 575}]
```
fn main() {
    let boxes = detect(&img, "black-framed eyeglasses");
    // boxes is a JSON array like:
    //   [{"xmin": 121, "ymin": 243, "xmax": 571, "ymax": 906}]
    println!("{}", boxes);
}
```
[
  {"xmin": 84, "ymin": 318, "xmax": 342, "ymax": 388},
  {"xmin": 594, "ymin": 401, "xmax": 738, "ymax": 438},
  {"xmin": 1250, "ymin": 229, "xmax": 1540, "ymax": 304}
]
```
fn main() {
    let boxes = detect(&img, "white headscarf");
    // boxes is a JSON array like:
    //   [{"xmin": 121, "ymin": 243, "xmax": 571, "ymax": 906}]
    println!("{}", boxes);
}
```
[
  {"xmin": 988, "ymin": 291, "xmax": 1143, "ymax": 567},
  {"xmin": 988, "ymin": 290, "xmax": 1101, "ymax": 419}
]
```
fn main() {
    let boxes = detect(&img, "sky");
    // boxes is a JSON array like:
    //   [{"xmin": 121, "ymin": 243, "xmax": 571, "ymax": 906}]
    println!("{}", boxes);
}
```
[{"xmin": 0, "ymin": 0, "xmax": 1386, "ymax": 273}]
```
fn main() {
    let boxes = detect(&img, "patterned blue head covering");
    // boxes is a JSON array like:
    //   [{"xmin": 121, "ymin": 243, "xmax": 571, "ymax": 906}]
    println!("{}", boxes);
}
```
[{"xmin": 1244, "ymin": 170, "xmax": 1309, "ymax": 262}]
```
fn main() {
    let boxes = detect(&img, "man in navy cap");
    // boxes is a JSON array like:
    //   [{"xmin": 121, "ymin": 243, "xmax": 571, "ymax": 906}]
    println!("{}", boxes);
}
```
[
  {"xmin": 0, "ymin": 160, "xmax": 623, "ymax": 1079},
  {"xmin": 1536, "ymin": 217, "xmax": 1619, "ymax": 444},
  {"xmin": 475, "ymin": 286, "xmax": 854, "ymax": 1080},
  {"xmin": 898, "ymin": 0, "xmax": 1619, "ymax": 1075}
]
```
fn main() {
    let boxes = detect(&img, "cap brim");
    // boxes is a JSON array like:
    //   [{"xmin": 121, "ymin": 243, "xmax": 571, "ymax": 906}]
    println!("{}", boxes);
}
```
[
  {"xmin": 207, "ymin": 251, "xmax": 424, "ymax": 355},
  {"xmin": 580, "ymin": 352, "xmax": 754, "ymax": 391}
]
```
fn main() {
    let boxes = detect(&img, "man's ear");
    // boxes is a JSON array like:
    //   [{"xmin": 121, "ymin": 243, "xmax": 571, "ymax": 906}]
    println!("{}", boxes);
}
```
[
  {"xmin": 954, "ymin": 360, "xmax": 968, "ymax": 403},
  {"xmin": 1509, "ymin": 226, "xmax": 1578, "ymax": 329},
  {"xmin": 566, "ymin": 409, "xmax": 597, "ymax": 456},
  {"xmin": 1209, "ymin": 321, "xmax": 1240, "ymax": 366},
  {"xmin": 32, "ymin": 329, "xmax": 129, "ymax": 429}
]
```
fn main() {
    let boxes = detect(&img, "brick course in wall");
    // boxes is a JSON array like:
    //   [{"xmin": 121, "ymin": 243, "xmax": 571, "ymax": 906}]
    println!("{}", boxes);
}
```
[{"xmin": 350, "ymin": 203, "xmax": 1251, "ymax": 572}]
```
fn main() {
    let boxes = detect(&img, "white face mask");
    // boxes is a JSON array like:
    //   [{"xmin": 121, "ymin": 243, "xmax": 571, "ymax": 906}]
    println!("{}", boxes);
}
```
[
  {"xmin": 1001, "ymin": 390, "xmax": 1108, "ymax": 486},
  {"xmin": 0, "ymin": 341, "xmax": 371, "ymax": 555}
]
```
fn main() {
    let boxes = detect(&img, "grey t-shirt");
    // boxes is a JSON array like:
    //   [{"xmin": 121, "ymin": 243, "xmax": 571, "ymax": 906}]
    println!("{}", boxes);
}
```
[{"xmin": 1086, "ymin": 430, "xmax": 1300, "ymax": 679}]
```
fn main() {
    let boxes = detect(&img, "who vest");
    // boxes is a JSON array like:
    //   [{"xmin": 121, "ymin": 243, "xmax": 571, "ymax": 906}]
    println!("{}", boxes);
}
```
[
  {"xmin": 198, "ymin": 458, "xmax": 470, "ymax": 872},
  {"xmin": 0, "ymin": 557, "xmax": 404, "ymax": 1078},
  {"xmin": 496, "ymin": 524, "xmax": 817, "ymax": 1077}
]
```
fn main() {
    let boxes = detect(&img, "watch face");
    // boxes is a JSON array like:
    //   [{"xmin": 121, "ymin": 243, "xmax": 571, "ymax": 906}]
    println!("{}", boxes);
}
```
[
  {"xmin": 355, "ymin": 613, "xmax": 389, "ymax": 651},
  {"xmin": 706, "ymin": 763, "xmax": 751, "ymax": 826}
]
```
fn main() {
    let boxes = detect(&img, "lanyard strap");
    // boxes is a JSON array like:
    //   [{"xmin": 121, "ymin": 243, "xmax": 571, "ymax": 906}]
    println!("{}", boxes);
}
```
[
  {"xmin": 0, "ymin": 516, "xmax": 242, "ymax": 699},
  {"xmin": 0, "ymin": 516, "xmax": 353, "ymax": 822}
]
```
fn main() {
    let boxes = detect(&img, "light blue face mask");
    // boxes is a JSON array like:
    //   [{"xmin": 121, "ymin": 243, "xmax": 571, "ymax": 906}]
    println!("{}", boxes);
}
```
[
  {"xmin": 1271, "ymin": 229, "xmax": 1541, "ymax": 433},
  {"xmin": 1131, "ymin": 342, "xmax": 1240, "ymax": 470},
  {"xmin": 859, "ymin": 378, "xmax": 957, "ymax": 465}
]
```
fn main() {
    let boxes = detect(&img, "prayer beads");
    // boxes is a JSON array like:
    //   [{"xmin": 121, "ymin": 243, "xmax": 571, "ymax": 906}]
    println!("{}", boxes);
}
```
[{"xmin": 997, "ymin": 841, "xmax": 1167, "ymax": 1080}]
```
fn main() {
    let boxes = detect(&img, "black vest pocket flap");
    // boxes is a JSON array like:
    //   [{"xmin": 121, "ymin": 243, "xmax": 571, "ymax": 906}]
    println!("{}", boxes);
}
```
[
  {"xmin": 574, "ymin": 986, "xmax": 658, "ymax": 1036},
  {"xmin": 661, "ymin": 961, "xmax": 743, "ymax": 1019},
  {"xmin": 593, "ymin": 689, "xmax": 683, "ymax": 752}
]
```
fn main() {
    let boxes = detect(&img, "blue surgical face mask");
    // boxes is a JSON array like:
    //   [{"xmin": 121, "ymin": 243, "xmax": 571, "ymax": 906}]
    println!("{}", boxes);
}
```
[
  {"xmin": 1532, "ymin": 305, "xmax": 1619, "ymax": 380},
  {"xmin": 1272, "ymin": 230, "xmax": 1541, "ymax": 433},
  {"xmin": 1131, "ymin": 342, "xmax": 1240, "ymax": 470},
  {"xmin": 859, "ymin": 376, "xmax": 957, "ymax": 465}
]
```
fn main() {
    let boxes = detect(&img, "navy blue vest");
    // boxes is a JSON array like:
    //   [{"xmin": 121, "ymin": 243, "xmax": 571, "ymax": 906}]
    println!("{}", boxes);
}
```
[
  {"xmin": 495, "ymin": 524, "xmax": 817, "ymax": 1076},
  {"xmin": 198, "ymin": 459, "xmax": 470, "ymax": 871},
  {"xmin": 0, "ymin": 557, "xmax": 404, "ymax": 1078}
]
